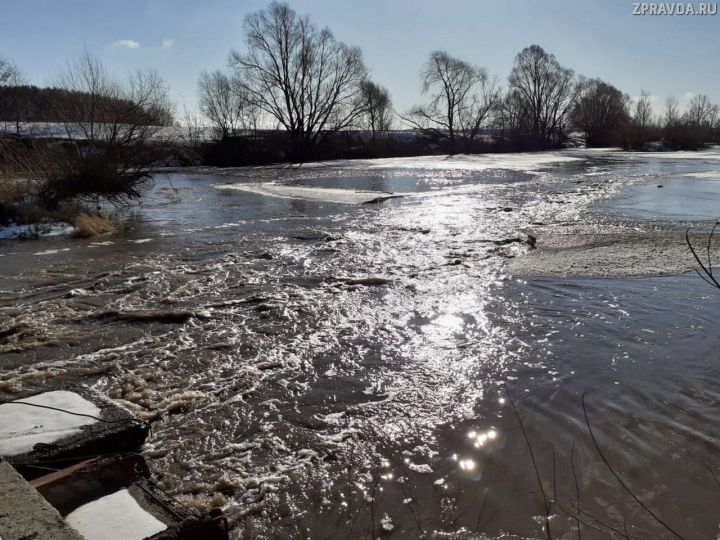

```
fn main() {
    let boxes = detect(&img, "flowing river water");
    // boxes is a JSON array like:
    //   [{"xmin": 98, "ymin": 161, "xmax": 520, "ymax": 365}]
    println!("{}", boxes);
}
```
[{"xmin": 1, "ymin": 149, "xmax": 720, "ymax": 539}]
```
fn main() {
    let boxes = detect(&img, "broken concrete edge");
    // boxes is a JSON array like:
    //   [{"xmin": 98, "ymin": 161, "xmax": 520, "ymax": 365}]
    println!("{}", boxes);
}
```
[
  {"xmin": 0, "ymin": 460, "xmax": 84, "ymax": 540},
  {"xmin": 31, "ymin": 454, "xmax": 150, "ymax": 515},
  {"xmin": 27, "ymin": 455, "xmax": 229, "ymax": 540}
]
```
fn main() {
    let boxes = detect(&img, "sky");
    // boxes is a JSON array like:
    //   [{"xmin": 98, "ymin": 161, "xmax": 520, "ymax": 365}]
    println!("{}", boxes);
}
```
[{"xmin": 1, "ymin": 0, "xmax": 719, "ymax": 116}]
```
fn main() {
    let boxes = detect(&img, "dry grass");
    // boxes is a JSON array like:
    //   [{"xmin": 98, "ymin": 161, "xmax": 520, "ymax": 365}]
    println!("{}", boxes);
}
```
[{"xmin": 72, "ymin": 213, "xmax": 116, "ymax": 237}]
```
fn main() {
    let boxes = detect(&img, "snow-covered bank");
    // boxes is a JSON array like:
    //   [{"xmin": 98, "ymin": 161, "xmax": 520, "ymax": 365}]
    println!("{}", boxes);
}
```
[{"xmin": 0, "ymin": 222, "xmax": 75, "ymax": 240}]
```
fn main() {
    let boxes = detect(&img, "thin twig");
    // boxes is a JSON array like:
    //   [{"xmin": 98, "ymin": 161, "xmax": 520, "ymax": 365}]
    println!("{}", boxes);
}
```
[
  {"xmin": 570, "ymin": 439, "xmax": 582, "ymax": 540},
  {"xmin": 686, "ymin": 227, "xmax": 720, "ymax": 289},
  {"xmin": 582, "ymin": 392, "xmax": 685, "ymax": 539},
  {"xmin": 398, "ymin": 480, "xmax": 423, "ymax": 535},
  {"xmin": 473, "ymin": 488, "xmax": 491, "ymax": 533},
  {"xmin": 506, "ymin": 387, "xmax": 552, "ymax": 540}
]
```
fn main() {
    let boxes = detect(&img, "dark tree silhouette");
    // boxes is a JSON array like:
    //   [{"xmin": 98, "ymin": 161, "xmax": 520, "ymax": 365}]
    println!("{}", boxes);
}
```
[
  {"xmin": 406, "ymin": 51, "xmax": 498, "ymax": 153},
  {"xmin": 572, "ymin": 79, "xmax": 630, "ymax": 147},
  {"xmin": 198, "ymin": 70, "xmax": 256, "ymax": 140},
  {"xmin": 0, "ymin": 56, "xmax": 24, "ymax": 136},
  {"xmin": 359, "ymin": 80, "xmax": 393, "ymax": 142},
  {"xmin": 506, "ymin": 45, "xmax": 577, "ymax": 147},
  {"xmin": 229, "ymin": 1, "xmax": 367, "ymax": 157}
]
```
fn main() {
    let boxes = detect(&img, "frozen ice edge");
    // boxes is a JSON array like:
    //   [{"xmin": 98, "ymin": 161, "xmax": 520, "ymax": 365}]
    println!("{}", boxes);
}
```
[{"xmin": 0, "ymin": 222, "xmax": 75, "ymax": 240}]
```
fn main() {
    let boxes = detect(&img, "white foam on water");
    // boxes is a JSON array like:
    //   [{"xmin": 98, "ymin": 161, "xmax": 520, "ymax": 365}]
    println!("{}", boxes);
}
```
[
  {"xmin": 0, "ymin": 390, "xmax": 100, "ymax": 456},
  {"xmin": 66, "ymin": 489, "xmax": 167, "ymax": 540},
  {"xmin": 33, "ymin": 248, "xmax": 71, "ymax": 256},
  {"xmin": 214, "ymin": 183, "xmax": 396, "ymax": 204}
]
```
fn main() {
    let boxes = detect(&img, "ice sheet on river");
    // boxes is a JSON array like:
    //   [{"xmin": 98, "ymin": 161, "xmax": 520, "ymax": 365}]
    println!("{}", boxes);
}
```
[
  {"xmin": 291, "ymin": 151, "xmax": 582, "ymax": 172},
  {"xmin": 214, "ymin": 183, "xmax": 399, "ymax": 204}
]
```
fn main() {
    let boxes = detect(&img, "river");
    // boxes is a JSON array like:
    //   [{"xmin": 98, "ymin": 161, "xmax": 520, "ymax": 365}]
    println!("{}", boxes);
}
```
[{"xmin": 1, "ymin": 149, "xmax": 719, "ymax": 539}]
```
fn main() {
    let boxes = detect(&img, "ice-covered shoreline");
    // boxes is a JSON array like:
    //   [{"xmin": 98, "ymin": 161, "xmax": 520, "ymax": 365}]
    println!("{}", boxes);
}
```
[{"xmin": 0, "ymin": 222, "xmax": 75, "ymax": 240}]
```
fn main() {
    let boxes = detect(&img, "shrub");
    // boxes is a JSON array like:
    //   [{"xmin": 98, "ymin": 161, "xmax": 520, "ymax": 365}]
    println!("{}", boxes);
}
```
[{"xmin": 72, "ymin": 213, "xmax": 115, "ymax": 238}]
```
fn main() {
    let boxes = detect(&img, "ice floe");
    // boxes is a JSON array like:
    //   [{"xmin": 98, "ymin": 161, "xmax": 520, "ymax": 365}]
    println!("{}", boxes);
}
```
[
  {"xmin": 214, "ymin": 183, "xmax": 398, "ymax": 204},
  {"xmin": 683, "ymin": 171, "xmax": 720, "ymax": 179}
]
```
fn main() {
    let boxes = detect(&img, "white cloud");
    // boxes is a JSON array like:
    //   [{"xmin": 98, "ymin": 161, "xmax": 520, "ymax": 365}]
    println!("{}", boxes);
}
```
[
  {"xmin": 111, "ymin": 39, "xmax": 140, "ymax": 49},
  {"xmin": 631, "ymin": 94, "xmax": 658, "ymax": 103},
  {"xmin": 683, "ymin": 91, "xmax": 696, "ymax": 101},
  {"xmin": 162, "ymin": 38, "xmax": 175, "ymax": 49}
]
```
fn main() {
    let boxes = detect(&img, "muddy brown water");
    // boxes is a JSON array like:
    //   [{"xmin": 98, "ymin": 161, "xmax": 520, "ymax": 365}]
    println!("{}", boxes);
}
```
[{"xmin": 1, "ymin": 150, "xmax": 720, "ymax": 539}]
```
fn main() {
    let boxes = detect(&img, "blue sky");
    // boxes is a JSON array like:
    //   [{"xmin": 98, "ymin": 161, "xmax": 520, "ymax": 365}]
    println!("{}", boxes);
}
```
[{"xmin": 1, "ymin": 0, "xmax": 718, "ymax": 115}]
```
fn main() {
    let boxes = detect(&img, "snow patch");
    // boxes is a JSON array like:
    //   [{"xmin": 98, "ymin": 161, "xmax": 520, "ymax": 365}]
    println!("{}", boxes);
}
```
[
  {"xmin": 0, "ymin": 223, "xmax": 75, "ymax": 240},
  {"xmin": 66, "ymin": 489, "xmax": 167, "ymax": 540},
  {"xmin": 0, "ymin": 390, "xmax": 100, "ymax": 456}
]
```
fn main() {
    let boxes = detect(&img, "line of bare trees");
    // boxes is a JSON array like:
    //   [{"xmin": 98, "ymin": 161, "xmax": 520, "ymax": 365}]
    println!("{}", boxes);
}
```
[
  {"xmin": 3, "ymin": 1, "xmax": 720, "ymax": 167},
  {"xmin": 192, "ymin": 2, "xmax": 720, "ymax": 158}
]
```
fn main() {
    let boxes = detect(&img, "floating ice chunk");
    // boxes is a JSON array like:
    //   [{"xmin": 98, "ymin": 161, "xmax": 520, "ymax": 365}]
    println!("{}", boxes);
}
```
[
  {"xmin": 33, "ymin": 248, "xmax": 71, "ymax": 256},
  {"xmin": 214, "ymin": 183, "xmax": 398, "ymax": 205},
  {"xmin": 291, "ymin": 151, "xmax": 583, "ymax": 172},
  {"xmin": 0, "ymin": 390, "xmax": 100, "ymax": 456},
  {"xmin": 408, "ymin": 462, "xmax": 433, "ymax": 474},
  {"xmin": 684, "ymin": 171, "xmax": 720, "ymax": 179},
  {"xmin": 66, "ymin": 489, "xmax": 167, "ymax": 540}
]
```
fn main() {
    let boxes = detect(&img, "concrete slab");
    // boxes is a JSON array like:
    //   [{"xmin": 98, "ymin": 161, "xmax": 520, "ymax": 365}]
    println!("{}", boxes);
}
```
[
  {"xmin": 66, "ymin": 488, "xmax": 168, "ymax": 540},
  {"xmin": 1, "ymin": 385, "xmax": 149, "ymax": 479},
  {"xmin": 0, "ymin": 460, "xmax": 84, "ymax": 540}
]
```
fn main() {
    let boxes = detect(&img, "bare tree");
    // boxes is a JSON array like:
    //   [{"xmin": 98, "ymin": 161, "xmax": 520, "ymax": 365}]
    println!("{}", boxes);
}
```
[
  {"xmin": 198, "ymin": 70, "xmax": 257, "ymax": 139},
  {"xmin": 37, "ymin": 53, "xmax": 175, "ymax": 209},
  {"xmin": 507, "ymin": 45, "xmax": 577, "ymax": 147},
  {"xmin": 571, "ymin": 78, "xmax": 629, "ymax": 147},
  {"xmin": 405, "ymin": 51, "xmax": 498, "ymax": 152},
  {"xmin": 0, "ymin": 56, "xmax": 21, "ymax": 87},
  {"xmin": 663, "ymin": 95, "xmax": 680, "ymax": 129},
  {"xmin": 229, "ymin": 1, "xmax": 367, "ymax": 156},
  {"xmin": 359, "ymin": 80, "xmax": 393, "ymax": 142},
  {"xmin": 633, "ymin": 90, "xmax": 654, "ymax": 130},
  {"xmin": 55, "ymin": 53, "xmax": 173, "ymax": 145},
  {"xmin": 0, "ymin": 56, "xmax": 24, "ymax": 136},
  {"xmin": 684, "ymin": 94, "xmax": 718, "ymax": 130}
]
